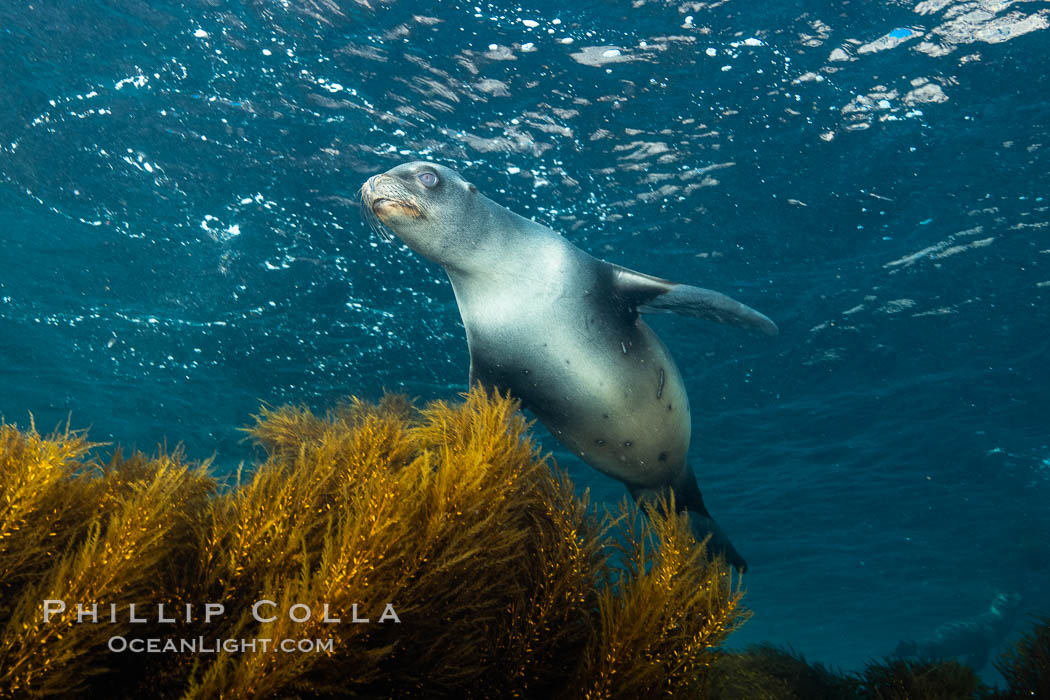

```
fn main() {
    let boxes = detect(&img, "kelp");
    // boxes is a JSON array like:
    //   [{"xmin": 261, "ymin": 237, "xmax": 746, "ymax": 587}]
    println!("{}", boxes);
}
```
[
  {"xmin": 708, "ymin": 644, "xmax": 1024, "ymax": 700},
  {"xmin": 0, "ymin": 388, "xmax": 743, "ymax": 699},
  {"xmin": 0, "ymin": 426, "xmax": 214, "ymax": 697},
  {"xmin": 0, "ymin": 421, "xmax": 99, "ymax": 609},
  {"xmin": 708, "ymin": 643, "xmax": 858, "ymax": 700},
  {"xmin": 858, "ymin": 657, "xmax": 986, "ymax": 700},
  {"xmin": 993, "ymin": 615, "xmax": 1050, "ymax": 699},
  {"xmin": 569, "ymin": 495, "xmax": 747, "ymax": 700}
]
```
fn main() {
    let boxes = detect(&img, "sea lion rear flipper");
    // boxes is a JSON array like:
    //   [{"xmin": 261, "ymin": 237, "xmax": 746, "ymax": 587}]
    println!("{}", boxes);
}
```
[
  {"xmin": 631, "ymin": 473, "xmax": 748, "ymax": 573},
  {"xmin": 688, "ymin": 512, "xmax": 748, "ymax": 574},
  {"xmin": 610, "ymin": 264, "xmax": 778, "ymax": 336}
]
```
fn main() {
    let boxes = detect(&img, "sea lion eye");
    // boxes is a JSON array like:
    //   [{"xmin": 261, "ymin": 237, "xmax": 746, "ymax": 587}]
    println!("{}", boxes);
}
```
[{"xmin": 417, "ymin": 171, "xmax": 438, "ymax": 187}]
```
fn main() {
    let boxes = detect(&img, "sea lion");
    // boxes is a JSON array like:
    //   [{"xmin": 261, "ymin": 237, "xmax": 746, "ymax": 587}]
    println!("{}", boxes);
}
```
[
  {"xmin": 894, "ymin": 592, "xmax": 1022, "ymax": 671},
  {"xmin": 360, "ymin": 161, "xmax": 777, "ymax": 572}
]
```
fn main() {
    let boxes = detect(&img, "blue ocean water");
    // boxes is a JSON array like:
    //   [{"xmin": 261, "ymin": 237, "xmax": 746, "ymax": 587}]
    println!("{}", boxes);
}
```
[{"xmin": 2, "ymin": 0, "xmax": 1048, "ymax": 684}]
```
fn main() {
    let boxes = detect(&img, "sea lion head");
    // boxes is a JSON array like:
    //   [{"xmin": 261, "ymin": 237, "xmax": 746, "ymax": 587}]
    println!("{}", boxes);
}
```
[
  {"xmin": 990, "ymin": 591, "xmax": 1021, "ymax": 617},
  {"xmin": 360, "ymin": 161, "xmax": 489, "ymax": 268}
]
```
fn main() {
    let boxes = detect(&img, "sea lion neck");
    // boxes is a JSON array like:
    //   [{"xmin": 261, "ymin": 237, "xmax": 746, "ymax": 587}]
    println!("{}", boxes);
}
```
[{"xmin": 441, "ymin": 197, "xmax": 564, "ymax": 278}]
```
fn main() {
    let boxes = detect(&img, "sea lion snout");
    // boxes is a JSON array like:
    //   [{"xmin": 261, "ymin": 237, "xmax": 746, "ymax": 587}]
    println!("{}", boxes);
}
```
[{"xmin": 360, "ymin": 173, "xmax": 425, "ymax": 221}]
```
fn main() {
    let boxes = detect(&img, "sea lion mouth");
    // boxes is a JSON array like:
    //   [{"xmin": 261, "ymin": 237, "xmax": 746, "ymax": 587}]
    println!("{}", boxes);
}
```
[
  {"xmin": 371, "ymin": 197, "xmax": 425, "ymax": 220},
  {"xmin": 359, "ymin": 175, "xmax": 427, "ymax": 243},
  {"xmin": 360, "ymin": 176, "xmax": 426, "ymax": 221}
]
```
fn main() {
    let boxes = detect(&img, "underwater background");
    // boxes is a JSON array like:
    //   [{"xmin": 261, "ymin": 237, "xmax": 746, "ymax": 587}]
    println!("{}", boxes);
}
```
[{"xmin": 1, "ymin": 0, "xmax": 1048, "ymax": 686}]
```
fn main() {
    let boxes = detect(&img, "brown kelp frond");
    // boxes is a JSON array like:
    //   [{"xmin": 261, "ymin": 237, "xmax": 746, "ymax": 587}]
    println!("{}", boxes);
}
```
[
  {"xmin": 410, "ymin": 388, "xmax": 535, "ymax": 462},
  {"xmin": 995, "ymin": 614, "xmax": 1050, "ymax": 699},
  {"xmin": 243, "ymin": 402, "xmax": 328, "ymax": 459},
  {"xmin": 0, "ymin": 422, "xmax": 103, "ymax": 617},
  {"xmin": 0, "ymin": 389, "xmax": 748, "ymax": 698},
  {"xmin": 0, "ymin": 446, "xmax": 214, "ymax": 698},
  {"xmin": 185, "ymin": 387, "xmax": 606, "ymax": 698},
  {"xmin": 198, "ymin": 395, "xmax": 420, "ymax": 605},
  {"xmin": 243, "ymin": 394, "xmax": 417, "ymax": 485},
  {"xmin": 709, "ymin": 643, "xmax": 859, "ymax": 700},
  {"xmin": 858, "ymin": 657, "xmax": 986, "ymax": 700},
  {"xmin": 486, "ymin": 467, "xmax": 607, "ymax": 694},
  {"xmin": 568, "ymin": 493, "xmax": 748, "ymax": 700},
  {"xmin": 97, "ymin": 448, "xmax": 215, "ymax": 519}
]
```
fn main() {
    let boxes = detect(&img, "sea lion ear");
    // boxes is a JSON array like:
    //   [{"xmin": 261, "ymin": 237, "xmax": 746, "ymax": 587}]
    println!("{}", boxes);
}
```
[{"xmin": 609, "ymin": 264, "xmax": 779, "ymax": 336}]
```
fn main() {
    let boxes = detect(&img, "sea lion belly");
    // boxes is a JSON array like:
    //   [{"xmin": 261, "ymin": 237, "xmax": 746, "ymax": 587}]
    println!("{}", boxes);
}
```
[{"xmin": 462, "ymin": 279, "xmax": 691, "ymax": 490}]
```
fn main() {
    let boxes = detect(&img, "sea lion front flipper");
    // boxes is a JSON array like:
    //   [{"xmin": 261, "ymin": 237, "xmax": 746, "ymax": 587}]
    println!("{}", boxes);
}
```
[{"xmin": 610, "ymin": 264, "xmax": 778, "ymax": 336}]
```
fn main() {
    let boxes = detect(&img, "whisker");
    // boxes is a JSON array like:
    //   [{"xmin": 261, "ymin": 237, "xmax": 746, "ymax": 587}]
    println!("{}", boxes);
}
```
[{"xmin": 359, "ymin": 187, "xmax": 395, "ymax": 243}]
